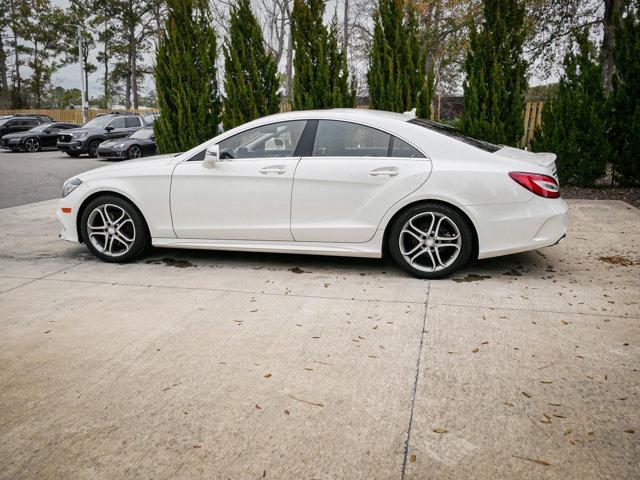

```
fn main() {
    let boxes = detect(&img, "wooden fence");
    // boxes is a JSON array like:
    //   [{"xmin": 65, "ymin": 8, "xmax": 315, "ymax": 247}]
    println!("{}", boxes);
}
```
[
  {"xmin": 0, "ymin": 108, "xmax": 159, "ymax": 125},
  {"xmin": 521, "ymin": 101, "xmax": 544, "ymax": 149}
]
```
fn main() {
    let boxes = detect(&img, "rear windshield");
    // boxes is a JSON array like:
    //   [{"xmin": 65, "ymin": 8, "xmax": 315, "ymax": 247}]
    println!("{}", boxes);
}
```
[{"xmin": 409, "ymin": 118, "xmax": 502, "ymax": 153}]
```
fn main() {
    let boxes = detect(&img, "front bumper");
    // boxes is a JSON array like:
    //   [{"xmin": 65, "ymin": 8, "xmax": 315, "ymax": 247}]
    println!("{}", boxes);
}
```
[
  {"xmin": 57, "ymin": 182, "xmax": 92, "ymax": 243},
  {"xmin": 57, "ymin": 140, "xmax": 85, "ymax": 153},
  {"xmin": 468, "ymin": 197, "xmax": 569, "ymax": 259},
  {"xmin": 97, "ymin": 147, "xmax": 127, "ymax": 159},
  {"xmin": 1, "ymin": 138, "xmax": 21, "ymax": 150}
]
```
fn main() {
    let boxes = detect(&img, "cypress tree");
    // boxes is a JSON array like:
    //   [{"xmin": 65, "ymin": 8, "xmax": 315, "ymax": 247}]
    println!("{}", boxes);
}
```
[
  {"xmin": 531, "ymin": 30, "xmax": 609, "ymax": 186},
  {"xmin": 222, "ymin": 0, "xmax": 280, "ymax": 130},
  {"xmin": 609, "ymin": 0, "xmax": 640, "ymax": 186},
  {"xmin": 154, "ymin": 0, "xmax": 221, "ymax": 154},
  {"xmin": 291, "ymin": 0, "xmax": 354, "ymax": 110},
  {"xmin": 367, "ymin": 0, "xmax": 433, "ymax": 117},
  {"xmin": 462, "ymin": 0, "xmax": 527, "ymax": 146}
]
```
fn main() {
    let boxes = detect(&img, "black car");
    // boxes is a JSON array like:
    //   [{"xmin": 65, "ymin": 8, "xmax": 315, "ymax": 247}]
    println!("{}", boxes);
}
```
[
  {"xmin": 1, "ymin": 122, "xmax": 80, "ymax": 152},
  {"xmin": 0, "ymin": 113, "xmax": 55, "ymax": 123},
  {"xmin": 97, "ymin": 127, "xmax": 156, "ymax": 159},
  {"xmin": 0, "ymin": 116, "xmax": 43, "ymax": 137},
  {"xmin": 57, "ymin": 112, "xmax": 146, "ymax": 157}
]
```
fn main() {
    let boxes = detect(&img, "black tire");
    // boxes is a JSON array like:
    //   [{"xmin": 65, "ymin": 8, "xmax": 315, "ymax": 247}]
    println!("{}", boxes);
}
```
[
  {"xmin": 388, "ymin": 202, "xmax": 473, "ymax": 279},
  {"xmin": 127, "ymin": 145, "xmax": 142, "ymax": 159},
  {"xmin": 80, "ymin": 195, "xmax": 149, "ymax": 263},
  {"xmin": 66, "ymin": 151, "xmax": 81, "ymax": 157},
  {"xmin": 87, "ymin": 139, "xmax": 101, "ymax": 158}
]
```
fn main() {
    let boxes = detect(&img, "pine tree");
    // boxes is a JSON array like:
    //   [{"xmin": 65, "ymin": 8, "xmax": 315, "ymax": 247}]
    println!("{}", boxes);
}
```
[
  {"xmin": 462, "ymin": 0, "xmax": 527, "ymax": 146},
  {"xmin": 609, "ymin": 0, "xmax": 640, "ymax": 186},
  {"xmin": 222, "ymin": 0, "xmax": 280, "ymax": 130},
  {"xmin": 367, "ymin": 0, "xmax": 433, "ymax": 117},
  {"xmin": 154, "ymin": 0, "xmax": 221, "ymax": 154},
  {"xmin": 291, "ymin": 0, "xmax": 354, "ymax": 110},
  {"xmin": 531, "ymin": 30, "xmax": 609, "ymax": 186}
]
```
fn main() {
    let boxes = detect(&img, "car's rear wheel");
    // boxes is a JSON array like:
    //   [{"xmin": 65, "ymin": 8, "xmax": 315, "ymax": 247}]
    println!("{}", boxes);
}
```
[
  {"xmin": 388, "ymin": 203, "xmax": 473, "ymax": 279},
  {"xmin": 87, "ymin": 140, "xmax": 101, "ymax": 158},
  {"xmin": 66, "ymin": 151, "xmax": 81, "ymax": 157},
  {"xmin": 127, "ymin": 145, "xmax": 142, "ymax": 159},
  {"xmin": 80, "ymin": 195, "xmax": 149, "ymax": 263},
  {"xmin": 24, "ymin": 137, "xmax": 40, "ymax": 152}
]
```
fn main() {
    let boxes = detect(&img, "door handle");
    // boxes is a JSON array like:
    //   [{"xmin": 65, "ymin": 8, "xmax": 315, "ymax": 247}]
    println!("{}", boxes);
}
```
[
  {"xmin": 369, "ymin": 167, "xmax": 399, "ymax": 177},
  {"xmin": 259, "ymin": 165, "xmax": 287, "ymax": 174}
]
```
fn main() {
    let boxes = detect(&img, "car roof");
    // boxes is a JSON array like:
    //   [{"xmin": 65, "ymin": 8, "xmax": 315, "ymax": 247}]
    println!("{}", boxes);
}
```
[{"xmin": 256, "ymin": 108, "xmax": 411, "ymax": 124}]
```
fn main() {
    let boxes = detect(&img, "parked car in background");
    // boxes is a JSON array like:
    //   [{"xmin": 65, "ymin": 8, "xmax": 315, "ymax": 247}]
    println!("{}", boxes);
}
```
[
  {"xmin": 57, "ymin": 109, "xmax": 567, "ymax": 278},
  {"xmin": 1, "ymin": 122, "xmax": 79, "ymax": 152},
  {"xmin": 143, "ymin": 112, "xmax": 159, "ymax": 126},
  {"xmin": 0, "ymin": 116, "xmax": 43, "ymax": 137},
  {"xmin": 97, "ymin": 127, "xmax": 156, "ymax": 160},
  {"xmin": 57, "ymin": 112, "xmax": 145, "ymax": 158},
  {"xmin": 0, "ymin": 113, "xmax": 54, "ymax": 123}
]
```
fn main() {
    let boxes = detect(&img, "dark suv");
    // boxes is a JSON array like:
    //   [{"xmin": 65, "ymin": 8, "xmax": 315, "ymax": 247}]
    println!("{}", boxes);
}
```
[
  {"xmin": 57, "ymin": 113, "xmax": 145, "ymax": 157},
  {"xmin": 0, "ymin": 116, "xmax": 43, "ymax": 137}
]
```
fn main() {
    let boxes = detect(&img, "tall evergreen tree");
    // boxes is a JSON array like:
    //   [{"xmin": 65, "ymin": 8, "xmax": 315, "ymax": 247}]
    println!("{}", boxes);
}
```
[
  {"xmin": 609, "ymin": 0, "xmax": 640, "ymax": 186},
  {"xmin": 222, "ymin": 0, "xmax": 280, "ymax": 130},
  {"xmin": 154, "ymin": 0, "xmax": 220, "ymax": 154},
  {"xmin": 367, "ymin": 0, "xmax": 433, "ymax": 118},
  {"xmin": 291, "ymin": 0, "xmax": 354, "ymax": 110},
  {"xmin": 462, "ymin": 0, "xmax": 527, "ymax": 146},
  {"xmin": 531, "ymin": 30, "xmax": 609, "ymax": 186}
]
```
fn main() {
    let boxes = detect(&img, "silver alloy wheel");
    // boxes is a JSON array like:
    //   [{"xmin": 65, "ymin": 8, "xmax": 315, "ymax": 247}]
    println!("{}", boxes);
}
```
[
  {"xmin": 128, "ymin": 145, "xmax": 142, "ymax": 158},
  {"xmin": 87, "ymin": 204, "xmax": 136, "ymax": 257},
  {"xmin": 399, "ymin": 211, "xmax": 462, "ymax": 272},
  {"xmin": 24, "ymin": 138, "xmax": 39, "ymax": 152}
]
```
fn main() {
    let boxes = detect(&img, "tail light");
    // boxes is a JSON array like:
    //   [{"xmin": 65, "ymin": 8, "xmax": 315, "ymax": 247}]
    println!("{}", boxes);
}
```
[{"xmin": 508, "ymin": 172, "xmax": 560, "ymax": 199}]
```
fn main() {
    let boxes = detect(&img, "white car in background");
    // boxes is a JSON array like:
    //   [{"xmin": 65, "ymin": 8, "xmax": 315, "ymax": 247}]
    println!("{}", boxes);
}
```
[{"xmin": 57, "ymin": 109, "xmax": 567, "ymax": 279}]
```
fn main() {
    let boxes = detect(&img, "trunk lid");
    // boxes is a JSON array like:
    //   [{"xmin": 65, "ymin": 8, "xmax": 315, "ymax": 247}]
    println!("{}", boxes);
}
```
[{"xmin": 493, "ymin": 145, "xmax": 558, "ymax": 180}]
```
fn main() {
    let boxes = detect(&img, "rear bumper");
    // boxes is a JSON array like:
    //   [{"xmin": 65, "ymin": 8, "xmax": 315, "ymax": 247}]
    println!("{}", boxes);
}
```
[{"xmin": 468, "ymin": 197, "xmax": 568, "ymax": 259}]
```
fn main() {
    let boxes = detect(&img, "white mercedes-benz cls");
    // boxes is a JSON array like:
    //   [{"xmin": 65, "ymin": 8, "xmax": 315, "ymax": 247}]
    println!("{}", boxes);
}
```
[{"xmin": 57, "ymin": 109, "xmax": 567, "ymax": 279}]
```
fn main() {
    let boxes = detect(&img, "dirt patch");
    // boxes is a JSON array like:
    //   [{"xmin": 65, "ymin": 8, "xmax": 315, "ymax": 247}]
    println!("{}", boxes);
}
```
[
  {"xmin": 452, "ymin": 274, "xmax": 491, "ymax": 283},
  {"xmin": 562, "ymin": 186, "xmax": 640, "ymax": 208},
  {"xmin": 599, "ymin": 255, "xmax": 634, "ymax": 267},
  {"xmin": 288, "ymin": 267, "xmax": 308, "ymax": 274},
  {"xmin": 146, "ymin": 258, "xmax": 197, "ymax": 268}
]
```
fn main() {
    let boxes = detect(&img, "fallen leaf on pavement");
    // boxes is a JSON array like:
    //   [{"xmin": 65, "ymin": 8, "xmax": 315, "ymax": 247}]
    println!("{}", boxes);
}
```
[
  {"xmin": 432, "ymin": 428, "xmax": 448, "ymax": 434},
  {"xmin": 264, "ymin": 374, "xmax": 272, "ymax": 378}
]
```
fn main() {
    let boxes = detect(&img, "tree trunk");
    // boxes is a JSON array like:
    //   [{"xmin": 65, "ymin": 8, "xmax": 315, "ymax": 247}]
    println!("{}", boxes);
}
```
[
  {"xmin": 132, "ymin": 46, "xmax": 138, "ymax": 109},
  {"xmin": 125, "ymin": 50, "xmax": 132, "ymax": 109},
  {"xmin": 12, "ymin": 29, "xmax": 21, "ymax": 107},
  {"xmin": 343, "ymin": 0, "xmax": 349, "ymax": 53},
  {"xmin": 601, "ymin": 0, "xmax": 621, "ymax": 94},
  {"xmin": 103, "ymin": 21, "xmax": 109, "ymax": 108},
  {"xmin": 0, "ymin": 33, "xmax": 8, "ymax": 108}
]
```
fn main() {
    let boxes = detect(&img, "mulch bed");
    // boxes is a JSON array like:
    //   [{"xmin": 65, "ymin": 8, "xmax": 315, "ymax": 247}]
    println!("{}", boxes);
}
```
[{"xmin": 562, "ymin": 186, "xmax": 640, "ymax": 209}]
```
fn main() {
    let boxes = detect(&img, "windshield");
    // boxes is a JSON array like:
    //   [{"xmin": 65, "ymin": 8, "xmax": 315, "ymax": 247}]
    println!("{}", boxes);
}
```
[
  {"xmin": 82, "ymin": 116, "xmax": 113, "ymax": 129},
  {"xmin": 408, "ymin": 118, "xmax": 502, "ymax": 153},
  {"xmin": 30, "ymin": 123, "xmax": 53, "ymax": 133},
  {"xmin": 0, "ymin": 118, "xmax": 9, "ymax": 126},
  {"xmin": 129, "ymin": 129, "xmax": 154, "ymax": 140}
]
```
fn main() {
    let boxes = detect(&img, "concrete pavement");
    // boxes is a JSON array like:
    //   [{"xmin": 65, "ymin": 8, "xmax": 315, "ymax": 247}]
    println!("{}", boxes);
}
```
[{"xmin": 0, "ymin": 199, "xmax": 638, "ymax": 479}]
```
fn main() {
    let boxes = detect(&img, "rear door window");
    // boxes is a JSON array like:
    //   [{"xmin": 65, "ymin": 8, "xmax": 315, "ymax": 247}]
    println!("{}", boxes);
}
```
[
  {"xmin": 312, "ymin": 120, "xmax": 391, "ymax": 157},
  {"xmin": 125, "ymin": 117, "xmax": 142, "ymax": 128}
]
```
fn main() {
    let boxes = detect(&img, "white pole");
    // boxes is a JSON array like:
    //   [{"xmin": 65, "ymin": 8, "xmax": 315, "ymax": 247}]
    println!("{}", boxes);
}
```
[{"xmin": 78, "ymin": 24, "xmax": 89, "ymax": 124}]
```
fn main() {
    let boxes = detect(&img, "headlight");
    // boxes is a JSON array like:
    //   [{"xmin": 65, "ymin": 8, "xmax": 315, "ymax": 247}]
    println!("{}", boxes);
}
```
[
  {"xmin": 115, "ymin": 143, "xmax": 126, "ymax": 148},
  {"xmin": 71, "ymin": 132, "xmax": 87, "ymax": 138},
  {"xmin": 62, "ymin": 178, "xmax": 82, "ymax": 198}
]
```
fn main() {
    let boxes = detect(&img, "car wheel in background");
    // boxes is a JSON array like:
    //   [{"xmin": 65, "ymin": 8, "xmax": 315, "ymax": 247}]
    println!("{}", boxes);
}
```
[
  {"xmin": 127, "ymin": 145, "xmax": 142, "ymax": 159},
  {"xmin": 388, "ymin": 203, "xmax": 473, "ymax": 279},
  {"xmin": 80, "ymin": 195, "xmax": 149, "ymax": 263},
  {"xmin": 87, "ymin": 140, "xmax": 101, "ymax": 158},
  {"xmin": 66, "ymin": 151, "xmax": 81, "ymax": 157},
  {"xmin": 24, "ymin": 137, "xmax": 40, "ymax": 152}
]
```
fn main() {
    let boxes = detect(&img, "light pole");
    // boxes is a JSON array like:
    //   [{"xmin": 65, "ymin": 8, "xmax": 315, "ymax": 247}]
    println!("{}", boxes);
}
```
[{"xmin": 78, "ymin": 24, "xmax": 89, "ymax": 124}]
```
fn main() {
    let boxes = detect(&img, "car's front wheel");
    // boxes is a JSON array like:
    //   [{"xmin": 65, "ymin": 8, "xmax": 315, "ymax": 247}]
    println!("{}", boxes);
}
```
[
  {"xmin": 127, "ymin": 145, "xmax": 142, "ymax": 159},
  {"xmin": 388, "ymin": 203, "xmax": 473, "ymax": 279},
  {"xmin": 24, "ymin": 137, "xmax": 40, "ymax": 152},
  {"xmin": 80, "ymin": 195, "xmax": 149, "ymax": 263},
  {"xmin": 87, "ymin": 140, "xmax": 101, "ymax": 158}
]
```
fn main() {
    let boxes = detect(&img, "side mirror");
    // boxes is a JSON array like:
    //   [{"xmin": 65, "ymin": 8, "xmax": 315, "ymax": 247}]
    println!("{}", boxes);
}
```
[
  {"xmin": 203, "ymin": 145, "xmax": 219, "ymax": 169},
  {"xmin": 105, "ymin": 125, "xmax": 114, "ymax": 132}
]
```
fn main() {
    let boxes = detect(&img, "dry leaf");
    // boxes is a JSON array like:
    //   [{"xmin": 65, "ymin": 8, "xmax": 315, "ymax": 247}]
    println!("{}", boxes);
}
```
[
  {"xmin": 432, "ymin": 428, "xmax": 448, "ymax": 434},
  {"xmin": 552, "ymin": 413, "xmax": 566, "ymax": 418},
  {"xmin": 284, "ymin": 409, "xmax": 290, "ymax": 415},
  {"xmin": 564, "ymin": 428, "xmax": 572, "ymax": 435},
  {"xmin": 543, "ymin": 413, "xmax": 551, "ymax": 420},
  {"xmin": 541, "ymin": 380, "xmax": 553, "ymax": 384},
  {"xmin": 264, "ymin": 374, "xmax": 272, "ymax": 378},
  {"xmin": 504, "ymin": 401, "xmax": 514, "ymax": 407},
  {"xmin": 472, "ymin": 347, "xmax": 479, "ymax": 353},
  {"xmin": 409, "ymin": 454, "xmax": 417, "ymax": 463},
  {"xmin": 255, "ymin": 404, "xmax": 261, "ymax": 409},
  {"xmin": 522, "ymin": 391, "xmax": 532, "ymax": 398},
  {"xmin": 624, "ymin": 428, "xmax": 635, "ymax": 433}
]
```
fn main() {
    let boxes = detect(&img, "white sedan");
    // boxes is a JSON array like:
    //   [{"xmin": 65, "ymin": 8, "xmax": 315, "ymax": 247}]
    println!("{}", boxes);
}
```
[{"xmin": 57, "ymin": 109, "xmax": 567, "ymax": 279}]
